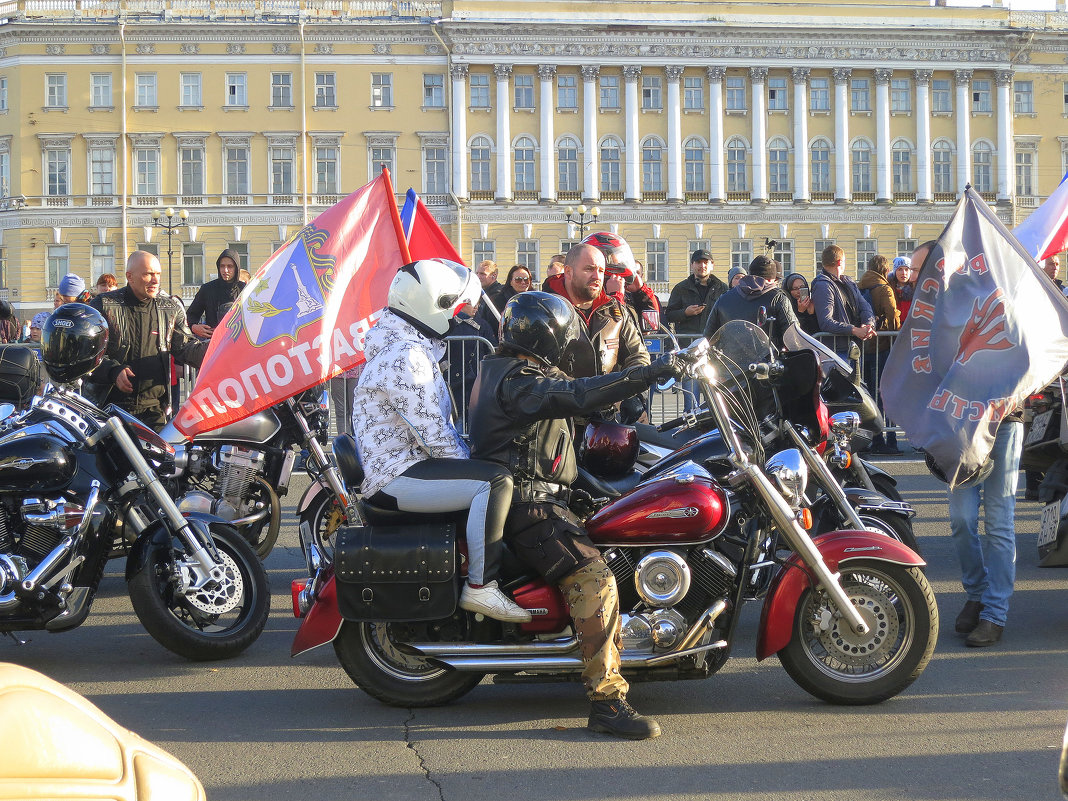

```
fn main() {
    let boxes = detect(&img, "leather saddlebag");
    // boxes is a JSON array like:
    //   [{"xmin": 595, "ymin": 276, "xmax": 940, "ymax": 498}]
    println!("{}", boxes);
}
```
[{"xmin": 334, "ymin": 523, "xmax": 457, "ymax": 622}]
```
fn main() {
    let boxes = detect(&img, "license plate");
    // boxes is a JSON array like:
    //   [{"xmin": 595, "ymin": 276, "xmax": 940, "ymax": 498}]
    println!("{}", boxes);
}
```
[
  {"xmin": 1025, "ymin": 410, "xmax": 1054, "ymax": 446},
  {"xmin": 1038, "ymin": 500, "xmax": 1062, "ymax": 548}
]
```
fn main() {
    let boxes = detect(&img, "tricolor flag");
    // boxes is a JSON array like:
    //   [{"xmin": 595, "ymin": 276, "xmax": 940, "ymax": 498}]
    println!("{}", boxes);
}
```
[
  {"xmin": 882, "ymin": 187, "xmax": 1068, "ymax": 488},
  {"xmin": 400, "ymin": 188, "xmax": 464, "ymax": 264},
  {"xmin": 1013, "ymin": 171, "xmax": 1068, "ymax": 262},
  {"xmin": 175, "ymin": 170, "xmax": 410, "ymax": 437}
]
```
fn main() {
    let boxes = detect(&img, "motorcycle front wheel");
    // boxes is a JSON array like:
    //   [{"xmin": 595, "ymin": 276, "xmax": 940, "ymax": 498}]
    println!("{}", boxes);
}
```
[
  {"xmin": 778, "ymin": 559, "xmax": 937, "ymax": 705},
  {"xmin": 128, "ymin": 525, "xmax": 270, "ymax": 661},
  {"xmin": 334, "ymin": 621, "xmax": 484, "ymax": 707},
  {"xmin": 299, "ymin": 483, "xmax": 347, "ymax": 562}
]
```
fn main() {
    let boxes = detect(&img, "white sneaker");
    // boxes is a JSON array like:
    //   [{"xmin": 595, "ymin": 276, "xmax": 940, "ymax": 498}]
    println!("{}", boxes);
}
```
[{"xmin": 459, "ymin": 581, "xmax": 532, "ymax": 622}]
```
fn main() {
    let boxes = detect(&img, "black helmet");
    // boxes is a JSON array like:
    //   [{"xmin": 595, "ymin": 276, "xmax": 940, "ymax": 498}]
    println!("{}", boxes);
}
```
[
  {"xmin": 41, "ymin": 303, "xmax": 109, "ymax": 383},
  {"xmin": 500, "ymin": 291, "xmax": 580, "ymax": 367}
]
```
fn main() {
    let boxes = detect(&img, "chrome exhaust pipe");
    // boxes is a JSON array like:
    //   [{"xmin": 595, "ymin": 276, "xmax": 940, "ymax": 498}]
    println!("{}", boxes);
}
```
[{"xmin": 410, "ymin": 637, "xmax": 579, "ymax": 657}]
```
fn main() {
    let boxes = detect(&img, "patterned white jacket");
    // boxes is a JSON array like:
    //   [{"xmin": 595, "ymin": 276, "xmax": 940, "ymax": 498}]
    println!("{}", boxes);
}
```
[{"xmin": 353, "ymin": 310, "xmax": 469, "ymax": 498}]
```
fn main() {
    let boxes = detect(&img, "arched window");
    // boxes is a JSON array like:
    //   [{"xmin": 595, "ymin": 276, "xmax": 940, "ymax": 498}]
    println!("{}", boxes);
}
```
[
  {"xmin": 470, "ymin": 136, "xmax": 492, "ymax": 193},
  {"xmin": 642, "ymin": 136, "xmax": 664, "ymax": 192},
  {"xmin": 514, "ymin": 136, "xmax": 536, "ymax": 192},
  {"xmin": 972, "ymin": 141, "xmax": 994, "ymax": 194},
  {"xmin": 557, "ymin": 136, "xmax": 579, "ymax": 193},
  {"xmin": 810, "ymin": 138, "xmax": 832, "ymax": 194},
  {"xmin": 932, "ymin": 140, "xmax": 954, "ymax": 194},
  {"xmin": 600, "ymin": 137, "xmax": 621, "ymax": 192},
  {"xmin": 851, "ymin": 139, "xmax": 872, "ymax": 193},
  {"xmin": 768, "ymin": 136, "xmax": 790, "ymax": 194},
  {"xmin": 726, "ymin": 137, "xmax": 748, "ymax": 192},
  {"xmin": 684, "ymin": 137, "xmax": 706, "ymax": 193},
  {"xmin": 892, "ymin": 141, "xmax": 913, "ymax": 193}
]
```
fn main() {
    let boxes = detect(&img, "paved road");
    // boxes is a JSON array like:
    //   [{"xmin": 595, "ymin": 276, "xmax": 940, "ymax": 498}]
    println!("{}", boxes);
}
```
[{"xmin": 4, "ymin": 459, "xmax": 1067, "ymax": 801}]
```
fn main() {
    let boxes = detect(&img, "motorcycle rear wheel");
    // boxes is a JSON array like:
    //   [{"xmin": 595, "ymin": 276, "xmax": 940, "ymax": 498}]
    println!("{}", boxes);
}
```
[
  {"xmin": 778, "ymin": 559, "xmax": 937, "ymax": 705},
  {"xmin": 128, "ymin": 525, "xmax": 270, "ymax": 661},
  {"xmin": 240, "ymin": 476, "xmax": 280, "ymax": 560},
  {"xmin": 334, "ymin": 621, "xmax": 484, "ymax": 707}
]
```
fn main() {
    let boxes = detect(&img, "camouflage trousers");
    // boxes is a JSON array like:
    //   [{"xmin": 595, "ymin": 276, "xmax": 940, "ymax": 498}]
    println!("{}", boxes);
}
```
[{"xmin": 559, "ymin": 560, "xmax": 629, "ymax": 702}]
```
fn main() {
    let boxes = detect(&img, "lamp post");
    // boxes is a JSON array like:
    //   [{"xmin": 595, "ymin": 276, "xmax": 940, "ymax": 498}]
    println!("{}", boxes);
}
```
[
  {"xmin": 563, "ymin": 204, "xmax": 600, "ymax": 239},
  {"xmin": 151, "ymin": 207, "xmax": 189, "ymax": 296}
]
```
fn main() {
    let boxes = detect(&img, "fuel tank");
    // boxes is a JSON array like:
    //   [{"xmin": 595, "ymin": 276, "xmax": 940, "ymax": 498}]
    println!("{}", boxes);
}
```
[
  {"xmin": 0, "ymin": 432, "xmax": 76, "ymax": 493},
  {"xmin": 189, "ymin": 409, "xmax": 281, "ymax": 446},
  {"xmin": 585, "ymin": 474, "xmax": 729, "ymax": 546}
]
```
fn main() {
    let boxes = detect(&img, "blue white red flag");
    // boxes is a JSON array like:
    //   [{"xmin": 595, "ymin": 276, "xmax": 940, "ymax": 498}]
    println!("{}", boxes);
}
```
[
  {"xmin": 175, "ymin": 170, "xmax": 411, "ymax": 437},
  {"xmin": 1013, "ymin": 171, "xmax": 1068, "ymax": 262},
  {"xmin": 400, "ymin": 188, "xmax": 464, "ymax": 264},
  {"xmin": 882, "ymin": 187, "xmax": 1068, "ymax": 488}
]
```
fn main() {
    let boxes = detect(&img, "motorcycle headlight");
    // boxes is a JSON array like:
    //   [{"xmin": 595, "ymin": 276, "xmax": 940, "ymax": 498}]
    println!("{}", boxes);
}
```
[
  {"xmin": 829, "ymin": 411, "xmax": 861, "ymax": 439},
  {"xmin": 765, "ymin": 449, "xmax": 809, "ymax": 507}
]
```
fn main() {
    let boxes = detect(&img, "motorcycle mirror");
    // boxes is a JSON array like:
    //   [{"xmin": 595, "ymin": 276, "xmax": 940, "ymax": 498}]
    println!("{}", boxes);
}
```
[
  {"xmin": 756, "ymin": 306, "xmax": 768, "ymax": 327},
  {"xmin": 0, "ymin": 402, "xmax": 13, "ymax": 420}
]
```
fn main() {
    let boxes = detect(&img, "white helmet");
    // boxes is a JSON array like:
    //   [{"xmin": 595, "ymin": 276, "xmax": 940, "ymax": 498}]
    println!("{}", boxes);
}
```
[{"xmin": 387, "ymin": 258, "xmax": 481, "ymax": 338}]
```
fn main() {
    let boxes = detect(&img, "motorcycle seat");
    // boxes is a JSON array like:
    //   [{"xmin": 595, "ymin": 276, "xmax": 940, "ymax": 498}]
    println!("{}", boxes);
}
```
[
  {"xmin": 332, "ymin": 434, "xmax": 364, "ymax": 489},
  {"xmin": 359, "ymin": 500, "xmax": 468, "ymax": 527}
]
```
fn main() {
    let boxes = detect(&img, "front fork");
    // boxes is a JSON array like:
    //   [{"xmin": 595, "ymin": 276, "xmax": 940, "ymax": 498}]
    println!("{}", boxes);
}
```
[{"xmin": 783, "ymin": 422, "xmax": 867, "ymax": 530}]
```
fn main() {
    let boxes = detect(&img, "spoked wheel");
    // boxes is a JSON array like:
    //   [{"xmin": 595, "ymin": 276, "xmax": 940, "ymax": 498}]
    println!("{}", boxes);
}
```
[
  {"xmin": 299, "ymin": 484, "xmax": 347, "ymax": 562},
  {"xmin": 778, "ymin": 559, "xmax": 938, "ymax": 705},
  {"xmin": 857, "ymin": 511, "xmax": 922, "ymax": 557},
  {"xmin": 333, "ymin": 621, "xmax": 484, "ymax": 707}
]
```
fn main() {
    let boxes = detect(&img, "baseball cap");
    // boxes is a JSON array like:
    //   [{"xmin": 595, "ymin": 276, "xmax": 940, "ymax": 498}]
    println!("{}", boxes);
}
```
[{"xmin": 690, "ymin": 249, "xmax": 714, "ymax": 263}]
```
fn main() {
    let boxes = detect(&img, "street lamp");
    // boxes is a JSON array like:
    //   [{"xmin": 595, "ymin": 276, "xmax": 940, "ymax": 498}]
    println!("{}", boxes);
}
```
[
  {"xmin": 152, "ymin": 207, "xmax": 189, "ymax": 296},
  {"xmin": 564, "ymin": 204, "xmax": 600, "ymax": 239}
]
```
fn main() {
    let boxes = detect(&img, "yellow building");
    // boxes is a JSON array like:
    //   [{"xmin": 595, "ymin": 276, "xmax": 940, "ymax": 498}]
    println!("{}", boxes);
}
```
[{"xmin": 0, "ymin": 0, "xmax": 1067, "ymax": 318}]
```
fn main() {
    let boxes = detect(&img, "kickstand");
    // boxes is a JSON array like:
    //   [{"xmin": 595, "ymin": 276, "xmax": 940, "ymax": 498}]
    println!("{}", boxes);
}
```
[{"xmin": 2, "ymin": 631, "xmax": 27, "ymax": 646}]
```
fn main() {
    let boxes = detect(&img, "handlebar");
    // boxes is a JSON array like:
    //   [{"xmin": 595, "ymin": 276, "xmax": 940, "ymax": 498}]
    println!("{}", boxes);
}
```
[{"xmin": 748, "ymin": 361, "xmax": 785, "ymax": 381}]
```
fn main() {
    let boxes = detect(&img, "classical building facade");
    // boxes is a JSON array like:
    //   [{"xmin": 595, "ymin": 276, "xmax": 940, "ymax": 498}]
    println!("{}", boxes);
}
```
[{"xmin": 1, "ymin": 0, "xmax": 1067, "ymax": 317}]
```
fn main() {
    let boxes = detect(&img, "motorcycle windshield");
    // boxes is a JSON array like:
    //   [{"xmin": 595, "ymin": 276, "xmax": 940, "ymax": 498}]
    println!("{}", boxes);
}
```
[{"xmin": 705, "ymin": 320, "xmax": 777, "ymax": 432}]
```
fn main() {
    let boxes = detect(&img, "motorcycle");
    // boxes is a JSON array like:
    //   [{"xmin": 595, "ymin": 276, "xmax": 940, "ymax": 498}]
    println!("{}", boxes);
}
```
[
  {"xmin": 291, "ymin": 320, "xmax": 938, "ymax": 708},
  {"xmin": 0, "ymin": 346, "xmax": 270, "ymax": 660},
  {"xmin": 159, "ymin": 387, "xmax": 331, "ymax": 559},
  {"xmin": 1020, "ymin": 372, "xmax": 1068, "ymax": 566}
]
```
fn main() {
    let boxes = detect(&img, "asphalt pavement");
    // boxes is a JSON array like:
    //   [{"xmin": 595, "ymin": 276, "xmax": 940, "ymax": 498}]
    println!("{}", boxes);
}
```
[{"xmin": 4, "ymin": 458, "xmax": 1068, "ymax": 801}]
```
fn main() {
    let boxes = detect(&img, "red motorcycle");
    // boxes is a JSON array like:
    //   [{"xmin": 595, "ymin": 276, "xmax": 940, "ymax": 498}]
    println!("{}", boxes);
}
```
[{"xmin": 291, "ymin": 321, "xmax": 938, "ymax": 707}]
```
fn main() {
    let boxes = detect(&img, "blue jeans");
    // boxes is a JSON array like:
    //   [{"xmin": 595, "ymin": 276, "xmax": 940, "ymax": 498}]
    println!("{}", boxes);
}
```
[{"xmin": 947, "ymin": 421, "xmax": 1023, "ymax": 626}]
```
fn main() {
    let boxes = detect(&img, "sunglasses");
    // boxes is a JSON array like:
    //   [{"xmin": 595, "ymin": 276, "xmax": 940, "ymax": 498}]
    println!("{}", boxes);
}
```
[{"xmin": 512, "ymin": 276, "xmax": 531, "ymax": 284}]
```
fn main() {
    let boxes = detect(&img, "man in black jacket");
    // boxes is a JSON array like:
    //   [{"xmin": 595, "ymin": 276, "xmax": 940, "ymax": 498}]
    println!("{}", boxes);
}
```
[
  {"xmin": 187, "ymin": 248, "xmax": 245, "ymax": 340},
  {"xmin": 89, "ymin": 251, "xmax": 208, "ymax": 430},
  {"xmin": 664, "ymin": 249, "xmax": 728, "ymax": 339},
  {"xmin": 704, "ymin": 255, "xmax": 797, "ymax": 348}
]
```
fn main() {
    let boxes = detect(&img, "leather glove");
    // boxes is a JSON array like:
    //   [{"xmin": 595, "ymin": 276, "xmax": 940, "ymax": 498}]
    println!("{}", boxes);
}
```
[
  {"xmin": 641, "ymin": 353, "xmax": 685, "ymax": 383},
  {"xmin": 569, "ymin": 488, "xmax": 601, "ymax": 520}
]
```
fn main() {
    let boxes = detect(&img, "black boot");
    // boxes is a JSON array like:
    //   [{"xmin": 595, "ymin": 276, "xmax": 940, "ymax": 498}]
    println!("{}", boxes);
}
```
[{"xmin": 588, "ymin": 698, "xmax": 661, "ymax": 740}]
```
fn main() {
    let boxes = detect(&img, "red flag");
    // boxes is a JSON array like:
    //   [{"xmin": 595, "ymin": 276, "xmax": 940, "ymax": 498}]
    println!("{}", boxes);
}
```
[
  {"xmin": 400, "ymin": 188, "xmax": 465, "ymax": 264},
  {"xmin": 175, "ymin": 170, "xmax": 411, "ymax": 437}
]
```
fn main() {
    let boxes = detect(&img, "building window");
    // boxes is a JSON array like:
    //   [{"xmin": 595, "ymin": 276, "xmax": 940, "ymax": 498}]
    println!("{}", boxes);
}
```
[
  {"xmin": 1064, "ymin": 81, "xmax": 1068, "ymax": 116},
  {"xmin": 45, "ymin": 147, "xmax": 70, "ymax": 196},
  {"xmin": 0, "ymin": 152, "xmax": 8, "ymax": 198},
  {"xmin": 371, "ymin": 73, "xmax": 393, "ymax": 108},
  {"xmin": 855, "ymin": 240, "xmax": 877, "ymax": 276},
  {"xmin": 557, "ymin": 74, "xmax": 577, "ymax": 109},
  {"xmin": 180, "ymin": 73, "xmax": 201, "ymax": 107},
  {"xmin": 768, "ymin": 77, "xmax": 788, "ymax": 111},
  {"xmin": 810, "ymin": 77, "xmax": 830, "ymax": 111},
  {"xmin": 517, "ymin": 240, "xmax": 539, "ymax": 272},
  {"xmin": 1014, "ymin": 80, "xmax": 1034, "ymax": 114},
  {"xmin": 135, "ymin": 147, "xmax": 159, "ymax": 195},
  {"xmin": 851, "ymin": 140, "xmax": 872, "ymax": 193},
  {"xmin": 850, "ymin": 78, "xmax": 870, "ymax": 112},
  {"xmin": 600, "ymin": 137, "xmax": 621, "ymax": 192},
  {"xmin": 683, "ymin": 76, "xmax": 703, "ymax": 110},
  {"xmin": 225, "ymin": 73, "xmax": 247, "ymax": 107},
  {"xmin": 180, "ymin": 145, "xmax": 204, "ymax": 196},
  {"xmin": 726, "ymin": 138, "xmax": 748, "ymax": 192},
  {"xmin": 473, "ymin": 239, "xmax": 495, "ymax": 265},
  {"xmin": 46, "ymin": 74, "xmax": 67, "ymax": 108},
  {"xmin": 226, "ymin": 242, "xmax": 249, "ymax": 271},
  {"xmin": 270, "ymin": 145, "xmax": 294, "ymax": 194},
  {"xmin": 182, "ymin": 242, "xmax": 204, "ymax": 286},
  {"xmin": 726, "ymin": 76, "xmax": 746, "ymax": 111},
  {"xmin": 470, "ymin": 136, "xmax": 492, "ymax": 192},
  {"xmin": 768, "ymin": 137, "xmax": 790, "ymax": 193},
  {"xmin": 370, "ymin": 145, "xmax": 395, "ymax": 181},
  {"xmin": 90, "ymin": 145, "xmax": 114, "ymax": 195},
  {"xmin": 645, "ymin": 241, "xmax": 667, "ymax": 283},
  {"xmin": 91, "ymin": 73, "xmax": 112, "ymax": 108},
  {"xmin": 423, "ymin": 74, "xmax": 445, "ymax": 108},
  {"xmin": 47, "ymin": 245, "xmax": 69, "ymax": 288},
  {"xmin": 897, "ymin": 239, "xmax": 917, "ymax": 257},
  {"xmin": 1016, "ymin": 149, "xmax": 1034, "ymax": 196},
  {"xmin": 890, "ymin": 78, "xmax": 911, "ymax": 113},
  {"xmin": 731, "ymin": 239, "xmax": 753, "ymax": 272},
  {"xmin": 514, "ymin": 136, "xmax": 536, "ymax": 192},
  {"xmin": 135, "ymin": 73, "xmax": 157, "ymax": 108},
  {"xmin": 814, "ymin": 239, "xmax": 836, "ymax": 271},
  {"xmin": 271, "ymin": 73, "xmax": 292, "ymax": 108},
  {"xmin": 225, "ymin": 145, "xmax": 249, "ymax": 195},
  {"xmin": 932, "ymin": 78, "xmax": 952, "ymax": 113},
  {"xmin": 688, "ymin": 240, "xmax": 711, "ymax": 257},
  {"xmin": 642, "ymin": 75, "xmax": 662, "ymax": 110},
  {"xmin": 684, "ymin": 138, "xmax": 705, "ymax": 193},
  {"xmin": 642, "ymin": 137, "xmax": 663, "ymax": 192},
  {"xmin": 91, "ymin": 243, "xmax": 114, "ymax": 281},
  {"xmin": 558, "ymin": 136, "xmax": 579, "ymax": 192},
  {"xmin": 811, "ymin": 138, "xmax": 832, "ymax": 193},
  {"xmin": 315, "ymin": 73, "xmax": 336, "ymax": 108},
  {"xmin": 424, "ymin": 146, "xmax": 447, "ymax": 195},
  {"xmin": 0, "ymin": 77, "xmax": 6, "ymax": 111},
  {"xmin": 974, "ymin": 142, "xmax": 995, "ymax": 193},
  {"xmin": 774, "ymin": 241, "xmax": 794, "ymax": 274},
  {"xmin": 470, "ymin": 73, "xmax": 490, "ymax": 108},
  {"xmin": 514, "ymin": 73, "xmax": 534, "ymax": 109},
  {"xmin": 314, "ymin": 145, "xmax": 338, "ymax": 195},
  {"xmin": 971, "ymin": 79, "xmax": 991, "ymax": 113},
  {"xmin": 932, "ymin": 141, "xmax": 953, "ymax": 194},
  {"xmin": 600, "ymin": 75, "xmax": 620, "ymax": 110},
  {"xmin": 892, "ymin": 142, "xmax": 912, "ymax": 193}
]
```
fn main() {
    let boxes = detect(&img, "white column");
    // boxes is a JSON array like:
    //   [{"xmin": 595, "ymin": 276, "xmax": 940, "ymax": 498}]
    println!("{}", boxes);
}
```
[
  {"xmin": 707, "ymin": 66, "xmax": 725, "ymax": 204},
  {"xmin": 624, "ymin": 65, "xmax": 641, "ymax": 202},
  {"xmin": 494, "ymin": 64, "xmax": 512, "ymax": 202},
  {"xmin": 581, "ymin": 65, "xmax": 600, "ymax": 202},
  {"xmin": 750, "ymin": 66, "xmax": 768, "ymax": 202},
  {"xmin": 666, "ymin": 65, "xmax": 684, "ymax": 202},
  {"xmin": 874, "ymin": 68, "xmax": 892, "ymax": 203},
  {"xmin": 833, "ymin": 67, "xmax": 851, "ymax": 203},
  {"xmin": 996, "ymin": 69, "xmax": 1013, "ymax": 202},
  {"xmin": 792, "ymin": 67, "xmax": 810, "ymax": 203},
  {"xmin": 538, "ymin": 64, "xmax": 556, "ymax": 202},
  {"xmin": 955, "ymin": 69, "xmax": 973, "ymax": 194},
  {"xmin": 915, "ymin": 69, "xmax": 932, "ymax": 203},
  {"xmin": 450, "ymin": 64, "xmax": 468, "ymax": 200}
]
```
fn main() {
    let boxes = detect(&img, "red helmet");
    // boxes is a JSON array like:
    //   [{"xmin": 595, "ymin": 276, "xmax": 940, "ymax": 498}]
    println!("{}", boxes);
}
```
[
  {"xmin": 581, "ymin": 232, "xmax": 636, "ymax": 280},
  {"xmin": 578, "ymin": 421, "xmax": 639, "ymax": 478}
]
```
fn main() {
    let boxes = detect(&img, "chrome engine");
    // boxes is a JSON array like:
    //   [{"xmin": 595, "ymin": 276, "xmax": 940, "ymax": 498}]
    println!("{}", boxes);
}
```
[
  {"xmin": 215, "ymin": 446, "xmax": 266, "ymax": 513},
  {"xmin": 0, "ymin": 498, "xmax": 76, "ymax": 595}
]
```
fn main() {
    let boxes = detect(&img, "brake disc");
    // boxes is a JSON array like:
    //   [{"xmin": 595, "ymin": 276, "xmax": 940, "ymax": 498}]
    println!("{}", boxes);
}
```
[{"xmin": 180, "ymin": 549, "xmax": 244, "ymax": 615}]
